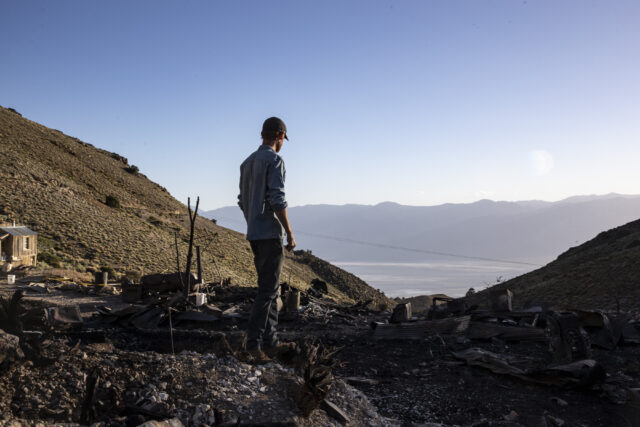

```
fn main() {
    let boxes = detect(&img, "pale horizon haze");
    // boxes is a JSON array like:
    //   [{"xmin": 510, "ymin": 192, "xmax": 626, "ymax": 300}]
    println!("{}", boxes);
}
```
[{"xmin": 1, "ymin": 1, "xmax": 639, "ymax": 210}]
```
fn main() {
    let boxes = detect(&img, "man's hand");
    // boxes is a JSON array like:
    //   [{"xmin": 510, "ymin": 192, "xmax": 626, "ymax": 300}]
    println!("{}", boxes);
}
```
[
  {"xmin": 275, "ymin": 208, "xmax": 296, "ymax": 251},
  {"xmin": 286, "ymin": 233, "xmax": 296, "ymax": 251}
]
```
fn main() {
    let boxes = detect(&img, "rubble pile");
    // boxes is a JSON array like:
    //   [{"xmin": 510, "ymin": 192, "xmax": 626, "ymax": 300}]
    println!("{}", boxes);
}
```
[
  {"xmin": 0, "ymin": 276, "xmax": 396, "ymax": 426},
  {"xmin": 0, "ymin": 334, "xmax": 390, "ymax": 426},
  {"xmin": 2, "ymin": 273, "xmax": 640, "ymax": 426}
]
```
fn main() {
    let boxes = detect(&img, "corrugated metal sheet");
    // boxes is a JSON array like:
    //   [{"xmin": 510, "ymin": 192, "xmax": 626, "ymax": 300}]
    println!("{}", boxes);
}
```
[{"xmin": 0, "ymin": 226, "xmax": 37, "ymax": 236}]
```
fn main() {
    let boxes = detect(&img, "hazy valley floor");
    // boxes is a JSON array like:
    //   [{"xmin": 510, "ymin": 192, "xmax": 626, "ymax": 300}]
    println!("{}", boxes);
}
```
[{"xmin": 331, "ymin": 260, "xmax": 536, "ymax": 298}]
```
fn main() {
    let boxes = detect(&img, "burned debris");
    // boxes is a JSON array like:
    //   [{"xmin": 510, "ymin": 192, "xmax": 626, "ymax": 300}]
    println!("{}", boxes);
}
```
[
  {"xmin": 375, "ymin": 287, "xmax": 640, "ymax": 360},
  {"xmin": 2, "ymin": 199, "xmax": 640, "ymax": 427},
  {"xmin": 362, "ymin": 288, "xmax": 640, "ymax": 424},
  {"xmin": 0, "ymin": 270, "xmax": 396, "ymax": 426},
  {"xmin": 0, "ymin": 196, "xmax": 400, "ymax": 426}
]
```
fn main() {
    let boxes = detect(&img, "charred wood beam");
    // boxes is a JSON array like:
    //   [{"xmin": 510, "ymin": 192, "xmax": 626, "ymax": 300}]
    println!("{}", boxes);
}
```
[
  {"xmin": 173, "ymin": 232, "xmax": 184, "ymax": 291},
  {"xmin": 320, "ymin": 399, "xmax": 350, "ymax": 424},
  {"xmin": 371, "ymin": 315, "xmax": 471, "ymax": 340},
  {"xmin": 184, "ymin": 196, "xmax": 199, "ymax": 297},
  {"xmin": 80, "ymin": 368, "xmax": 100, "ymax": 424},
  {"xmin": 467, "ymin": 321, "xmax": 547, "ymax": 342},
  {"xmin": 196, "ymin": 245, "xmax": 202, "ymax": 285}
]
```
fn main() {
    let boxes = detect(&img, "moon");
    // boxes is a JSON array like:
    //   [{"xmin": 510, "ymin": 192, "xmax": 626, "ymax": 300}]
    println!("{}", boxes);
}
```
[{"xmin": 530, "ymin": 150, "xmax": 554, "ymax": 176}]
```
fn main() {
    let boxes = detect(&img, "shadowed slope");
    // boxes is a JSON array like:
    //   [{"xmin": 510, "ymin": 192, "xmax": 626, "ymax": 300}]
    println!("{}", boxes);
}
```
[{"xmin": 472, "ymin": 218, "xmax": 640, "ymax": 310}]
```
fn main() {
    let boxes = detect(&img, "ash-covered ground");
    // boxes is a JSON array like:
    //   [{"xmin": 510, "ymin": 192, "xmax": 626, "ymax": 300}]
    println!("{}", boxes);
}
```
[{"xmin": 1, "ymin": 276, "xmax": 640, "ymax": 426}]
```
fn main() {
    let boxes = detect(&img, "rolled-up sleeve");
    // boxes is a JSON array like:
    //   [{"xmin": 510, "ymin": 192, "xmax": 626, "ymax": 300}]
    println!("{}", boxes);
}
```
[{"xmin": 267, "ymin": 158, "xmax": 287, "ymax": 211}]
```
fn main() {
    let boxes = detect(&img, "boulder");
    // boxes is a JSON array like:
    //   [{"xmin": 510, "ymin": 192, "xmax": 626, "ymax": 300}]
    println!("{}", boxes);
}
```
[{"xmin": 0, "ymin": 328, "xmax": 23, "ymax": 363}]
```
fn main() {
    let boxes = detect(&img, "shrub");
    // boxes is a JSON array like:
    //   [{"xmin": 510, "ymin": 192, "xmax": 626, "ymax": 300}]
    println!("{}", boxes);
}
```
[
  {"xmin": 37, "ymin": 235, "xmax": 55, "ymax": 250},
  {"xmin": 294, "ymin": 249, "xmax": 314, "ymax": 264},
  {"xmin": 210, "ymin": 218, "xmax": 217, "ymax": 224},
  {"xmin": 105, "ymin": 195, "xmax": 120, "ymax": 208},
  {"xmin": 148, "ymin": 216, "xmax": 163, "ymax": 226},
  {"xmin": 38, "ymin": 252, "xmax": 61, "ymax": 268},
  {"xmin": 110, "ymin": 152, "xmax": 128, "ymax": 164},
  {"xmin": 125, "ymin": 165, "xmax": 139, "ymax": 175},
  {"xmin": 124, "ymin": 270, "xmax": 142, "ymax": 283},
  {"xmin": 100, "ymin": 265, "xmax": 116, "ymax": 279}
]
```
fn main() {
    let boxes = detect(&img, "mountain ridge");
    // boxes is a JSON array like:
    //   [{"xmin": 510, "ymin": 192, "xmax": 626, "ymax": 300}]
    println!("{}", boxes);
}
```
[{"xmin": 204, "ymin": 195, "xmax": 640, "ymax": 264}]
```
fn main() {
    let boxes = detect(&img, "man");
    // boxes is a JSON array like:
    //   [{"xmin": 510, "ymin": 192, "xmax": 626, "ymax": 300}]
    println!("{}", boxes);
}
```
[{"xmin": 238, "ymin": 116, "xmax": 296, "ymax": 361}]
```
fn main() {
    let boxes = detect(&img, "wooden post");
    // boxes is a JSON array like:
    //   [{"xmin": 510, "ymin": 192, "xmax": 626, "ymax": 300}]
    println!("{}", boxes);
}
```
[
  {"xmin": 285, "ymin": 288, "xmax": 300, "ymax": 312},
  {"xmin": 490, "ymin": 289, "xmax": 513, "ymax": 312},
  {"xmin": 196, "ymin": 245, "xmax": 202, "ymax": 285},
  {"xmin": 184, "ymin": 196, "xmax": 199, "ymax": 297},
  {"xmin": 102, "ymin": 272, "xmax": 108, "ymax": 286},
  {"xmin": 390, "ymin": 303, "xmax": 412, "ymax": 323},
  {"xmin": 174, "ymin": 232, "xmax": 184, "ymax": 291},
  {"xmin": 168, "ymin": 308, "xmax": 175, "ymax": 356}
]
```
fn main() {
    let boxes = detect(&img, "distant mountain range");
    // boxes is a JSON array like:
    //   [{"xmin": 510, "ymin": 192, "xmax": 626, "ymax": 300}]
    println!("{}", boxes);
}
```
[{"xmin": 203, "ymin": 194, "xmax": 640, "ymax": 266}]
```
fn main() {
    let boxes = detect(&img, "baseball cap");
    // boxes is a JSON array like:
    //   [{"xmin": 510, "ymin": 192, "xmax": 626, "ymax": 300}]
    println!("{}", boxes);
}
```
[{"xmin": 262, "ymin": 117, "xmax": 289, "ymax": 140}]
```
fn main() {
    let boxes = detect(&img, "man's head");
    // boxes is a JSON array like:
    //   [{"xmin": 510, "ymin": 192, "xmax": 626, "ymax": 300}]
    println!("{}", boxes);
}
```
[{"xmin": 261, "ymin": 117, "xmax": 288, "ymax": 152}]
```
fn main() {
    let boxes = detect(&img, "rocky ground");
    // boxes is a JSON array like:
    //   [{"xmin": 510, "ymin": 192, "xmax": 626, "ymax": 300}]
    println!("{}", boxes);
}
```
[
  {"xmin": 2, "ymin": 275, "xmax": 640, "ymax": 426},
  {"xmin": 0, "ymin": 336, "xmax": 386, "ymax": 426},
  {"xmin": 295, "ymin": 312, "xmax": 640, "ymax": 426}
]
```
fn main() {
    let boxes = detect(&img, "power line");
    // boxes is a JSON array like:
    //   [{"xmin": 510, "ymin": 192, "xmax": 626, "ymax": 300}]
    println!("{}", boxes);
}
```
[
  {"xmin": 211, "ymin": 214, "xmax": 542, "ymax": 268},
  {"xmin": 295, "ymin": 231, "xmax": 541, "ymax": 267}
]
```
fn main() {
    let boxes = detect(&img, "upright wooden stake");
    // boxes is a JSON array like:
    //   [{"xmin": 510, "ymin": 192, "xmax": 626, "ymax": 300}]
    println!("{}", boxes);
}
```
[
  {"xmin": 174, "ymin": 231, "xmax": 184, "ymax": 291},
  {"xmin": 168, "ymin": 308, "xmax": 175, "ymax": 356},
  {"xmin": 196, "ymin": 245, "xmax": 202, "ymax": 285},
  {"xmin": 286, "ymin": 288, "xmax": 300, "ymax": 312},
  {"xmin": 184, "ymin": 196, "xmax": 199, "ymax": 297}
]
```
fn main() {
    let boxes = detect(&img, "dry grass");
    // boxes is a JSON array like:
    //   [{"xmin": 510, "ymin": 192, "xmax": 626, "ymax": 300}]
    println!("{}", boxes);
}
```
[{"xmin": 469, "ymin": 219, "xmax": 640, "ymax": 311}]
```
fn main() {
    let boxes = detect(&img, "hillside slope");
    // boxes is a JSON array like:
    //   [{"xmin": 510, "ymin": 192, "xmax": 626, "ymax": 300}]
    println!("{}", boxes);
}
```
[
  {"xmin": 472, "ymin": 218, "xmax": 640, "ymax": 310},
  {"xmin": 0, "ymin": 106, "xmax": 391, "ymax": 306}
]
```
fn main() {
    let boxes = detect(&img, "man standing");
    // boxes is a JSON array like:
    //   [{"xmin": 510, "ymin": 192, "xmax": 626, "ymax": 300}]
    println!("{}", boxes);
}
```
[{"xmin": 238, "ymin": 117, "xmax": 296, "ymax": 360}]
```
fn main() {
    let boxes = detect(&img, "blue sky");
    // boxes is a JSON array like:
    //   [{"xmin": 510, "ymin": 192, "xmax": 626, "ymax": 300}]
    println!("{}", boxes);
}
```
[{"xmin": 1, "ymin": 0, "xmax": 639, "ymax": 210}]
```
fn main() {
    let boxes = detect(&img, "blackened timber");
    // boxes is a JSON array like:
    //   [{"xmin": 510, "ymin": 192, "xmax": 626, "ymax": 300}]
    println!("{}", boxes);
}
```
[
  {"xmin": 184, "ymin": 196, "xmax": 199, "ymax": 297},
  {"xmin": 467, "ymin": 322, "xmax": 547, "ymax": 342},
  {"xmin": 285, "ymin": 288, "xmax": 300, "ymax": 312},
  {"xmin": 489, "ymin": 289, "xmax": 513, "ymax": 312},
  {"xmin": 371, "ymin": 316, "xmax": 547, "ymax": 341},
  {"xmin": 196, "ymin": 245, "xmax": 202, "ymax": 284},
  {"xmin": 80, "ymin": 368, "xmax": 100, "ymax": 424},
  {"xmin": 390, "ymin": 303, "xmax": 411, "ymax": 323},
  {"xmin": 320, "ymin": 399, "xmax": 350, "ymax": 424},
  {"xmin": 173, "ymin": 231, "xmax": 184, "ymax": 291},
  {"xmin": 371, "ymin": 315, "xmax": 471, "ymax": 340}
]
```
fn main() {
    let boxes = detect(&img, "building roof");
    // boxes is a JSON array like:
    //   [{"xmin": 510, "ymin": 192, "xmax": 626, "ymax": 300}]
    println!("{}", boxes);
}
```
[{"xmin": 0, "ymin": 226, "xmax": 37, "ymax": 236}]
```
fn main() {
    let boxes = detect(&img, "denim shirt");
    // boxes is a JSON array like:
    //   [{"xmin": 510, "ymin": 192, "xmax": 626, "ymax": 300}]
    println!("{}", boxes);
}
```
[{"xmin": 238, "ymin": 145, "xmax": 287, "ymax": 241}]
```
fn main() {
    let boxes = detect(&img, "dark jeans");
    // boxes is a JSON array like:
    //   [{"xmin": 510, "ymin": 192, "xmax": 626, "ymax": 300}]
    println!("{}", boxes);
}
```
[{"xmin": 246, "ymin": 238, "xmax": 284, "ymax": 350}]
